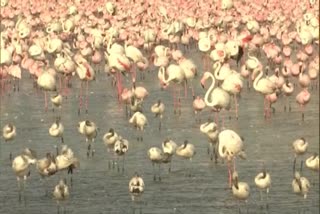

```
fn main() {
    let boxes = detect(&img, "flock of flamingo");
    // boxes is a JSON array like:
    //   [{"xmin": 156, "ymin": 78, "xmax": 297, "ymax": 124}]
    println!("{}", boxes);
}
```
[{"xmin": 0, "ymin": 0, "xmax": 319, "ymax": 213}]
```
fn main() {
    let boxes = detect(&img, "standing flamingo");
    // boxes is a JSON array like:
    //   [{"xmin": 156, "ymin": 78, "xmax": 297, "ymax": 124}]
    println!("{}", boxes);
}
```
[
  {"xmin": 217, "ymin": 129, "xmax": 246, "ymax": 187},
  {"xmin": 2, "ymin": 123, "xmax": 16, "ymax": 160},
  {"xmin": 129, "ymin": 111, "xmax": 147, "ymax": 141},
  {"xmin": 176, "ymin": 140, "xmax": 196, "ymax": 177},
  {"xmin": 53, "ymin": 179, "xmax": 70, "ymax": 214},
  {"xmin": 151, "ymin": 99, "xmax": 165, "ymax": 130},
  {"xmin": 78, "ymin": 120, "xmax": 98, "ymax": 157},
  {"xmin": 252, "ymin": 64, "xmax": 277, "ymax": 119},
  {"xmin": 295, "ymin": 88, "xmax": 311, "ymax": 121},
  {"xmin": 12, "ymin": 148, "xmax": 37, "ymax": 204}
]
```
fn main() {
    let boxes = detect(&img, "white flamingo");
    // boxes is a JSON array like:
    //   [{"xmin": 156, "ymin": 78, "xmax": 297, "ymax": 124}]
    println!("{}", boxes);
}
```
[
  {"xmin": 254, "ymin": 164, "xmax": 271, "ymax": 203},
  {"xmin": 129, "ymin": 111, "xmax": 147, "ymax": 141},
  {"xmin": 12, "ymin": 148, "xmax": 37, "ymax": 203},
  {"xmin": 151, "ymin": 99, "xmax": 165, "ymax": 130},
  {"xmin": 78, "ymin": 120, "xmax": 98, "ymax": 157},
  {"xmin": 217, "ymin": 129, "xmax": 246, "ymax": 187},
  {"xmin": 36, "ymin": 152, "xmax": 57, "ymax": 195},
  {"xmin": 305, "ymin": 153, "xmax": 319, "ymax": 185},
  {"xmin": 252, "ymin": 64, "xmax": 277, "ymax": 119},
  {"xmin": 53, "ymin": 179, "xmax": 70, "ymax": 214},
  {"xmin": 129, "ymin": 172, "xmax": 145, "ymax": 214},
  {"xmin": 114, "ymin": 137, "xmax": 129, "ymax": 172},
  {"xmin": 2, "ymin": 123, "xmax": 16, "ymax": 160},
  {"xmin": 162, "ymin": 138, "xmax": 177, "ymax": 172},
  {"xmin": 292, "ymin": 161, "xmax": 310, "ymax": 200},
  {"xmin": 49, "ymin": 117, "xmax": 64, "ymax": 145},
  {"xmin": 55, "ymin": 145, "xmax": 79, "ymax": 186},
  {"xmin": 37, "ymin": 69, "xmax": 57, "ymax": 111},
  {"xmin": 293, "ymin": 137, "xmax": 308, "ymax": 158},
  {"xmin": 147, "ymin": 147, "xmax": 168, "ymax": 181},
  {"xmin": 200, "ymin": 120, "xmax": 219, "ymax": 162},
  {"xmin": 232, "ymin": 171, "xmax": 250, "ymax": 213},
  {"xmin": 176, "ymin": 140, "xmax": 196, "ymax": 176},
  {"xmin": 201, "ymin": 71, "xmax": 231, "ymax": 125},
  {"xmin": 103, "ymin": 128, "xmax": 120, "ymax": 169},
  {"xmin": 51, "ymin": 93, "xmax": 63, "ymax": 113}
]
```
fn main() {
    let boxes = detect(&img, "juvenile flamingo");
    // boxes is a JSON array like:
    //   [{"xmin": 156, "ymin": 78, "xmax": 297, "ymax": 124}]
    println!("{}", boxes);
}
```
[
  {"xmin": 176, "ymin": 140, "xmax": 196, "ymax": 177},
  {"xmin": 78, "ymin": 120, "xmax": 98, "ymax": 157},
  {"xmin": 150, "ymin": 99, "xmax": 165, "ymax": 130},
  {"xmin": 53, "ymin": 179, "xmax": 70, "ymax": 214},
  {"xmin": 129, "ymin": 172, "xmax": 145, "ymax": 213},
  {"xmin": 36, "ymin": 152, "xmax": 57, "ymax": 195},
  {"xmin": 114, "ymin": 137, "xmax": 129, "ymax": 172},
  {"xmin": 2, "ymin": 123, "xmax": 16, "ymax": 160}
]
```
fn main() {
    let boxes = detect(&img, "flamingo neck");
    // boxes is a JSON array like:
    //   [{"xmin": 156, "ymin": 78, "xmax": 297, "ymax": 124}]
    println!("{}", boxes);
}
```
[{"xmin": 204, "ymin": 72, "xmax": 216, "ymax": 107}]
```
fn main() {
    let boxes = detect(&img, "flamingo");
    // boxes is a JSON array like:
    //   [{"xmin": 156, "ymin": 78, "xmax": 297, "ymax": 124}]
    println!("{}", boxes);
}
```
[
  {"xmin": 150, "ymin": 99, "xmax": 165, "ymax": 130},
  {"xmin": 55, "ymin": 145, "xmax": 79, "ymax": 186},
  {"xmin": 124, "ymin": 40, "xmax": 147, "ymax": 82},
  {"xmin": 158, "ymin": 64, "xmax": 186, "ymax": 114},
  {"xmin": 51, "ymin": 93, "xmax": 63, "ymax": 114},
  {"xmin": 296, "ymin": 88, "xmax": 311, "ymax": 121},
  {"xmin": 177, "ymin": 57, "xmax": 197, "ymax": 99},
  {"xmin": 281, "ymin": 80, "xmax": 294, "ymax": 112},
  {"xmin": 37, "ymin": 69, "xmax": 57, "ymax": 112},
  {"xmin": 254, "ymin": 164, "xmax": 271, "ymax": 205},
  {"xmin": 78, "ymin": 120, "xmax": 98, "ymax": 157},
  {"xmin": 129, "ymin": 172, "xmax": 145, "ymax": 214},
  {"xmin": 103, "ymin": 128, "xmax": 120, "ymax": 169},
  {"xmin": 221, "ymin": 71, "xmax": 244, "ymax": 120},
  {"xmin": 147, "ymin": 147, "xmax": 169, "ymax": 181},
  {"xmin": 2, "ymin": 123, "xmax": 16, "ymax": 160},
  {"xmin": 176, "ymin": 140, "xmax": 196, "ymax": 177},
  {"xmin": 217, "ymin": 129, "xmax": 246, "ymax": 187},
  {"xmin": 200, "ymin": 120, "xmax": 219, "ymax": 162},
  {"xmin": 74, "ymin": 55, "xmax": 95, "ymax": 115},
  {"xmin": 53, "ymin": 179, "xmax": 70, "ymax": 214},
  {"xmin": 252, "ymin": 64, "xmax": 277, "ymax": 119},
  {"xmin": 292, "ymin": 161, "xmax": 310, "ymax": 202},
  {"xmin": 36, "ymin": 152, "xmax": 57, "ymax": 195},
  {"xmin": 192, "ymin": 96, "xmax": 206, "ymax": 123},
  {"xmin": 49, "ymin": 117, "xmax": 64, "ymax": 145},
  {"xmin": 232, "ymin": 171, "xmax": 250, "ymax": 213},
  {"xmin": 162, "ymin": 138, "xmax": 177, "ymax": 172},
  {"xmin": 12, "ymin": 148, "xmax": 37, "ymax": 203},
  {"xmin": 129, "ymin": 111, "xmax": 148, "ymax": 142},
  {"xmin": 292, "ymin": 137, "xmax": 308, "ymax": 165},
  {"xmin": 201, "ymin": 71, "xmax": 231, "ymax": 126},
  {"xmin": 114, "ymin": 137, "xmax": 129, "ymax": 173},
  {"xmin": 305, "ymin": 153, "xmax": 319, "ymax": 185}
]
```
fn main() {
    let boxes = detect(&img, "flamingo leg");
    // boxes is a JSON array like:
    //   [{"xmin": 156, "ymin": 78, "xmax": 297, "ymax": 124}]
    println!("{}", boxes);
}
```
[
  {"xmin": 172, "ymin": 85, "xmax": 176, "ymax": 114},
  {"xmin": 17, "ymin": 178, "xmax": 22, "ymax": 202},
  {"xmin": 44, "ymin": 91, "xmax": 48, "ymax": 112},
  {"xmin": 184, "ymin": 79, "xmax": 187, "ymax": 98},
  {"xmin": 158, "ymin": 163, "xmax": 161, "ymax": 181},
  {"xmin": 85, "ymin": 81, "xmax": 89, "ymax": 114},
  {"xmin": 227, "ymin": 161, "xmax": 232, "ymax": 188},
  {"xmin": 122, "ymin": 155, "xmax": 125, "ymax": 173},
  {"xmin": 78, "ymin": 81, "xmax": 83, "ymax": 115},
  {"xmin": 178, "ymin": 86, "xmax": 181, "ymax": 115},
  {"xmin": 234, "ymin": 94, "xmax": 239, "ymax": 120}
]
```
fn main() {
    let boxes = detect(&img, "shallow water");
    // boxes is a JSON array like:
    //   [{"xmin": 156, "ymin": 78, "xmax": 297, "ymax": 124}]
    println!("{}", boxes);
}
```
[{"xmin": 0, "ymin": 48, "xmax": 319, "ymax": 214}]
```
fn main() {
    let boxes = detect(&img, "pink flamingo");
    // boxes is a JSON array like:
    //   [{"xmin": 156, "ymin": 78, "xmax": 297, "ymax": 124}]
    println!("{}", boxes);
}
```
[
  {"xmin": 74, "ymin": 55, "xmax": 95, "ymax": 115},
  {"xmin": 296, "ymin": 88, "xmax": 311, "ymax": 121},
  {"xmin": 192, "ymin": 96, "xmax": 206, "ymax": 123}
]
